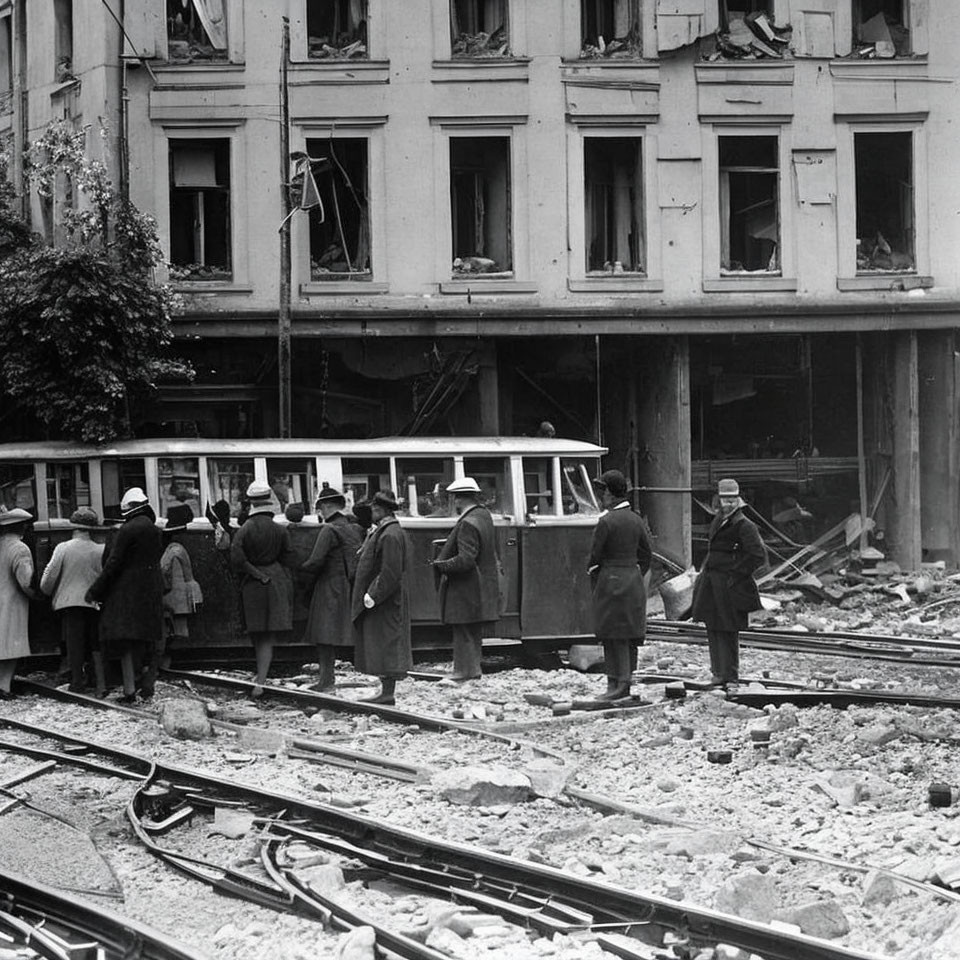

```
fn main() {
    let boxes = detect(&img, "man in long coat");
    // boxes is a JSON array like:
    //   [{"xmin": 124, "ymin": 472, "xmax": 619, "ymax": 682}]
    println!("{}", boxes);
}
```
[
  {"xmin": 231, "ymin": 480, "xmax": 295, "ymax": 696},
  {"xmin": 301, "ymin": 486, "xmax": 363, "ymax": 692},
  {"xmin": 690, "ymin": 477, "xmax": 766, "ymax": 695},
  {"xmin": 0, "ymin": 508, "xmax": 36, "ymax": 698},
  {"xmin": 432, "ymin": 477, "xmax": 499, "ymax": 681},
  {"xmin": 86, "ymin": 487, "xmax": 163, "ymax": 702},
  {"xmin": 351, "ymin": 490, "xmax": 411, "ymax": 705},
  {"xmin": 588, "ymin": 469, "xmax": 652, "ymax": 700}
]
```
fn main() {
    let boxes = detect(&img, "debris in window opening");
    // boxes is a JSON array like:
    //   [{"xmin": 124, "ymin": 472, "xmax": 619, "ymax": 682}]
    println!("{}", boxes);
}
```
[
  {"xmin": 702, "ymin": 13, "xmax": 792, "ymax": 62},
  {"xmin": 852, "ymin": 10, "xmax": 910, "ymax": 59},
  {"xmin": 580, "ymin": 24, "xmax": 641, "ymax": 60},
  {"xmin": 856, "ymin": 233, "xmax": 915, "ymax": 273},
  {"xmin": 307, "ymin": 1, "xmax": 368, "ymax": 59},
  {"xmin": 166, "ymin": 2, "xmax": 228, "ymax": 63},
  {"xmin": 452, "ymin": 26, "xmax": 510, "ymax": 58},
  {"xmin": 452, "ymin": 256, "xmax": 503, "ymax": 275}
]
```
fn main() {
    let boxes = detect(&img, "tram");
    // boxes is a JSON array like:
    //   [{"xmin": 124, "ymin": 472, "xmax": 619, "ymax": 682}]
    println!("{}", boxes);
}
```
[{"xmin": 1, "ymin": 437, "xmax": 614, "ymax": 655}]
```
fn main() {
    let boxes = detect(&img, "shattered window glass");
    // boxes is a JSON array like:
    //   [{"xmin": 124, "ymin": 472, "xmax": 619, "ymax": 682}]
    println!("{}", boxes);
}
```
[
  {"xmin": 855, "ymin": 132, "xmax": 915, "ymax": 273},
  {"xmin": 719, "ymin": 135, "xmax": 780, "ymax": 274},
  {"xmin": 306, "ymin": 137, "xmax": 371, "ymax": 281},
  {"xmin": 708, "ymin": 1, "xmax": 791, "ymax": 60},
  {"xmin": 451, "ymin": 0, "xmax": 510, "ymax": 58},
  {"xmin": 853, "ymin": 0, "xmax": 910, "ymax": 58},
  {"xmin": 166, "ymin": 0, "xmax": 228, "ymax": 62},
  {"xmin": 584, "ymin": 137, "xmax": 644, "ymax": 275},
  {"xmin": 307, "ymin": 0, "xmax": 368, "ymax": 59},
  {"xmin": 580, "ymin": 0, "xmax": 641, "ymax": 59}
]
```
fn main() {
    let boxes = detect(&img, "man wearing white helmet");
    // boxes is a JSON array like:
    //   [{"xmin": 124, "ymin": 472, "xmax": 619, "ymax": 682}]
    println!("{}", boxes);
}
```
[{"xmin": 431, "ymin": 477, "xmax": 499, "ymax": 681}]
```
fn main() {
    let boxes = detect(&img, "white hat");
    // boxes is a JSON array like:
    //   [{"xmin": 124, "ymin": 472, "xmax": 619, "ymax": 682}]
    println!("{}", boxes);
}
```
[
  {"xmin": 120, "ymin": 487, "xmax": 149, "ymax": 514},
  {"xmin": 246, "ymin": 480, "xmax": 272, "ymax": 501},
  {"xmin": 446, "ymin": 477, "xmax": 481, "ymax": 495}
]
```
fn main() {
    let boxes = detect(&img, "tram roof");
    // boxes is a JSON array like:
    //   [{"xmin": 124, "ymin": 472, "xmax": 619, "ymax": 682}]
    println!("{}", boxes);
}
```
[{"xmin": 0, "ymin": 436, "xmax": 607, "ymax": 460}]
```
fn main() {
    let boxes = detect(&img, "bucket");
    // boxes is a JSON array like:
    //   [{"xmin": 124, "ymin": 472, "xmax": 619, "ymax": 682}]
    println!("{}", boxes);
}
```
[{"xmin": 660, "ymin": 569, "xmax": 697, "ymax": 621}]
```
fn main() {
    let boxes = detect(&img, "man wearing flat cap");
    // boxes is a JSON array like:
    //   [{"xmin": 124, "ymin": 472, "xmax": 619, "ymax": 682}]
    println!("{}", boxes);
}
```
[
  {"xmin": 432, "ymin": 477, "xmax": 499, "ymax": 682},
  {"xmin": 690, "ymin": 478, "xmax": 765, "ymax": 695},
  {"xmin": 588, "ymin": 469, "xmax": 653, "ymax": 700},
  {"xmin": 301, "ymin": 486, "xmax": 364, "ymax": 692},
  {"xmin": 351, "ymin": 490, "xmax": 412, "ymax": 704},
  {"xmin": 230, "ymin": 480, "xmax": 295, "ymax": 697}
]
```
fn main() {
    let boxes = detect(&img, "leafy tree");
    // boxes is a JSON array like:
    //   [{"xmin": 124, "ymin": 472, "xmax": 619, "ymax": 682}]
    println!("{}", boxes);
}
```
[{"xmin": 0, "ymin": 121, "xmax": 192, "ymax": 443}]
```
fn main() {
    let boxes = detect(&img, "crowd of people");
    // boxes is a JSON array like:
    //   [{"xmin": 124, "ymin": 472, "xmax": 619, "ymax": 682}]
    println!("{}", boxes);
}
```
[{"xmin": 0, "ymin": 473, "xmax": 763, "ymax": 705}]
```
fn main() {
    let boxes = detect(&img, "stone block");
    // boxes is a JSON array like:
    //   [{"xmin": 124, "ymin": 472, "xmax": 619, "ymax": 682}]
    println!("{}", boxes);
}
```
[
  {"xmin": 774, "ymin": 899, "xmax": 850, "ymax": 939},
  {"xmin": 159, "ymin": 699, "xmax": 213, "ymax": 740},
  {"xmin": 336, "ymin": 926, "xmax": 375, "ymax": 960},
  {"xmin": 432, "ymin": 765, "xmax": 532, "ymax": 806},
  {"xmin": 666, "ymin": 829, "xmax": 740, "ymax": 858},
  {"xmin": 862, "ymin": 870, "xmax": 899, "ymax": 908},
  {"xmin": 523, "ymin": 758, "xmax": 570, "ymax": 799},
  {"xmin": 713, "ymin": 870, "xmax": 779, "ymax": 922}
]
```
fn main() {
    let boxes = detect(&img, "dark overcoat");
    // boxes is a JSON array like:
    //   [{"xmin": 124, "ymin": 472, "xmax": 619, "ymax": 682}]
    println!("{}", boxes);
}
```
[
  {"xmin": 433, "ymin": 504, "xmax": 499, "ymax": 625},
  {"xmin": 230, "ymin": 513, "xmax": 295, "ymax": 634},
  {"xmin": 302, "ymin": 512, "xmax": 364, "ymax": 649},
  {"xmin": 352, "ymin": 517, "xmax": 412, "ymax": 677},
  {"xmin": 691, "ymin": 507, "xmax": 766, "ymax": 631},
  {"xmin": 588, "ymin": 502, "xmax": 653, "ymax": 641},
  {"xmin": 88, "ymin": 510, "xmax": 163, "ymax": 657}
]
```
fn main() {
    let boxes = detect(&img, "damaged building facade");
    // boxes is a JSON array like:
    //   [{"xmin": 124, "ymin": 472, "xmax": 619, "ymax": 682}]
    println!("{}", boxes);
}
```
[{"xmin": 1, "ymin": 0, "xmax": 959, "ymax": 569}]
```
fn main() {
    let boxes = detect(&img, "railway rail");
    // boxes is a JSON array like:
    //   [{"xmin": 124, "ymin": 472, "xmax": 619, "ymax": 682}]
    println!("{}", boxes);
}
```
[{"xmin": 0, "ymin": 713, "xmax": 892, "ymax": 960}]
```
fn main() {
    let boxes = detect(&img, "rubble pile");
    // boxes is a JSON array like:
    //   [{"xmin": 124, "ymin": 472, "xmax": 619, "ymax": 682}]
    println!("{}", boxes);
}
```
[
  {"xmin": 702, "ymin": 12, "xmax": 792, "ymax": 61},
  {"xmin": 852, "ymin": 11, "xmax": 910, "ymax": 59},
  {"xmin": 452, "ymin": 27, "xmax": 510, "ymax": 58},
  {"xmin": 580, "ymin": 26, "xmax": 642, "ymax": 60},
  {"xmin": 308, "ymin": 36, "xmax": 366, "ymax": 59}
]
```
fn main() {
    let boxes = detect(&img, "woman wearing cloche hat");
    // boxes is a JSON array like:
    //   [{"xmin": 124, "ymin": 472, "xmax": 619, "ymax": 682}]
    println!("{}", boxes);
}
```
[
  {"xmin": 0, "ymin": 507, "xmax": 36, "ymax": 698},
  {"xmin": 690, "ymin": 478, "xmax": 766, "ymax": 695}
]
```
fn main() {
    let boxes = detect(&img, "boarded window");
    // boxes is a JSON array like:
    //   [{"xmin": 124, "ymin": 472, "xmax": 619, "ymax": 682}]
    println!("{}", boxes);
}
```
[
  {"xmin": 450, "ymin": 137, "xmax": 512, "ymax": 276},
  {"xmin": 451, "ymin": 0, "xmax": 510, "ymax": 57},
  {"xmin": 54, "ymin": 0, "xmax": 73, "ymax": 80},
  {"xmin": 581, "ymin": 0, "xmax": 641, "ymax": 58},
  {"xmin": 719, "ymin": 135, "xmax": 780, "ymax": 273},
  {"xmin": 584, "ymin": 137, "xmax": 644, "ymax": 274},
  {"xmin": 307, "ymin": 0, "xmax": 368, "ymax": 59},
  {"xmin": 306, "ymin": 137, "xmax": 371, "ymax": 280},
  {"xmin": 166, "ymin": 0, "xmax": 228, "ymax": 61},
  {"xmin": 169, "ymin": 139, "xmax": 232, "ymax": 281},
  {"xmin": 855, "ymin": 131, "xmax": 914, "ymax": 272},
  {"xmin": 853, "ymin": 0, "xmax": 909, "ymax": 56}
]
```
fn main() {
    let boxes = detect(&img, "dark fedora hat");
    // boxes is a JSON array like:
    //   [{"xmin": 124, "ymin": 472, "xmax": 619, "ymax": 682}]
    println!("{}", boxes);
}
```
[
  {"xmin": 593, "ymin": 469, "xmax": 627, "ymax": 498},
  {"xmin": 316, "ymin": 486, "xmax": 346, "ymax": 505},
  {"xmin": 165, "ymin": 504, "xmax": 195, "ymax": 531},
  {"xmin": 372, "ymin": 489, "xmax": 400, "ymax": 512}
]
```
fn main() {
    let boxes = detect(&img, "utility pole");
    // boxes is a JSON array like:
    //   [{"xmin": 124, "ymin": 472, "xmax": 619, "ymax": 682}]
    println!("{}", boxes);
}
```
[{"xmin": 278, "ymin": 17, "xmax": 292, "ymax": 438}]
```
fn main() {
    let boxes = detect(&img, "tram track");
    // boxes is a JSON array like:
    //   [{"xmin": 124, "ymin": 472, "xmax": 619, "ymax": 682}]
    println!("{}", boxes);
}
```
[{"xmin": 0, "ymin": 713, "xmax": 892, "ymax": 960}]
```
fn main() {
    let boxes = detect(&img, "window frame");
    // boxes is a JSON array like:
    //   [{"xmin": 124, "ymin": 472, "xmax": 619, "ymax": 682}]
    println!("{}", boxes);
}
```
[
  {"xmin": 450, "ymin": 0, "xmax": 511, "ymax": 59},
  {"xmin": 158, "ymin": 0, "xmax": 244, "ymax": 64},
  {"xmin": 579, "ymin": 0, "xmax": 642, "ymax": 60}
]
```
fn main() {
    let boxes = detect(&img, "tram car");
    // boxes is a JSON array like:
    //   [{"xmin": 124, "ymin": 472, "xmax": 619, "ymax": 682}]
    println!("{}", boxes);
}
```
[{"xmin": 1, "ymin": 437, "xmax": 624, "ymax": 659}]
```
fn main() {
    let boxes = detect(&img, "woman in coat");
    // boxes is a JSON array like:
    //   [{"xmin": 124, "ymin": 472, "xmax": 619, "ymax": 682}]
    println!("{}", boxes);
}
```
[
  {"xmin": 160, "ymin": 504, "xmax": 203, "ymax": 667},
  {"xmin": 690, "ymin": 478, "xmax": 766, "ymax": 695},
  {"xmin": 40, "ymin": 507, "xmax": 105, "ymax": 694},
  {"xmin": 230, "ymin": 480, "xmax": 295, "ymax": 696},
  {"xmin": 301, "ymin": 486, "xmax": 363, "ymax": 692},
  {"xmin": 587, "ymin": 470, "xmax": 652, "ymax": 701},
  {"xmin": 86, "ymin": 488, "xmax": 163, "ymax": 703},
  {"xmin": 0, "ymin": 508, "xmax": 36, "ymax": 698},
  {"xmin": 351, "ymin": 491, "xmax": 411, "ymax": 705}
]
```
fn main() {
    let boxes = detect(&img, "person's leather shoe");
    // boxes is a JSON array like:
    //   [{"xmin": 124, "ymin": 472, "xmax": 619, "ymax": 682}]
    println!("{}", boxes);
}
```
[{"xmin": 596, "ymin": 683, "xmax": 631, "ymax": 701}]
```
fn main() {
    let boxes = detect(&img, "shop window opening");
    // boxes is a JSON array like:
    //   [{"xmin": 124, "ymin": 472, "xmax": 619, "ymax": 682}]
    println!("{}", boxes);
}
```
[
  {"xmin": 307, "ymin": 0, "xmax": 368, "ymax": 59},
  {"xmin": 584, "ymin": 137, "xmax": 644, "ymax": 275},
  {"xmin": 306, "ymin": 137, "xmax": 371, "ymax": 280},
  {"xmin": 719, "ymin": 135, "xmax": 780, "ymax": 274},
  {"xmin": 166, "ymin": 0, "xmax": 228, "ymax": 62},
  {"xmin": 853, "ymin": 0, "xmax": 910, "ymax": 57},
  {"xmin": 450, "ymin": 137, "xmax": 513, "ymax": 277},
  {"xmin": 580, "ymin": 0, "xmax": 641, "ymax": 59},
  {"xmin": 169, "ymin": 139, "xmax": 232, "ymax": 281},
  {"xmin": 451, "ymin": 0, "xmax": 510, "ymax": 58},
  {"xmin": 855, "ymin": 131, "xmax": 914, "ymax": 272}
]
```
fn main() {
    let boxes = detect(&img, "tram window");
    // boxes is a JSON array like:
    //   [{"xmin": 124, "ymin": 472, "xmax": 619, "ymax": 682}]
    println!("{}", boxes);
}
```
[
  {"xmin": 341, "ymin": 458, "xmax": 390, "ymax": 514},
  {"xmin": 463, "ymin": 457, "xmax": 511, "ymax": 515},
  {"xmin": 207, "ymin": 458, "xmax": 255, "ymax": 518},
  {"xmin": 396, "ymin": 458, "xmax": 455, "ymax": 517},
  {"xmin": 46, "ymin": 462, "xmax": 91, "ymax": 520},
  {"xmin": 102, "ymin": 459, "xmax": 147, "ymax": 520},
  {"xmin": 522, "ymin": 457, "xmax": 556, "ymax": 516},
  {"xmin": 159, "ymin": 457, "xmax": 201, "ymax": 519},
  {"xmin": 267, "ymin": 458, "xmax": 317, "ymax": 512},
  {"xmin": 0, "ymin": 462, "xmax": 37, "ymax": 516},
  {"xmin": 560, "ymin": 458, "xmax": 601, "ymax": 515}
]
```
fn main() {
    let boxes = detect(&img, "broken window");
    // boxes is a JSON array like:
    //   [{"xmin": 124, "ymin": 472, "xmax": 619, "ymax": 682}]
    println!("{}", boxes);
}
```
[
  {"xmin": 580, "ymin": 0, "xmax": 641, "ymax": 59},
  {"xmin": 306, "ymin": 136, "xmax": 371, "ymax": 280},
  {"xmin": 584, "ymin": 137, "xmax": 644, "ymax": 274},
  {"xmin": 166, "ymin": 0, "xmax": 228, "ymax": 62},
  {"xmin": 451, "ymin": 0, "xmax": 510, "ymax": 58},
  {"xmin": 450, "ymin": 137, "xmax": 512, "ymax": 277},
  {"xmin": 712, "ymin": 1, "xmax": 790, "ymax": 59},
  {"xmin": 853, "ymin": 0, "xmax": 910, "ymax": 58},
  {"xmin": 169, "ymin": 139, "xmax": 232, "ymax": 281},
  {"xmin": 307, "ymin": 0, "xmax": 367, "ymax": 59},
  {"xmin": 719, "ymin": 135, "xmax": 780, "ymax": 274},
  {"xmin": 855, "ymin": 131, "xmax": 914, "ymax": 272},
  {"xmin": 1, "ymin": 14, "xmax": 13, "ymax": 113},
  {"xmin": 54, "ymin": 0, "xmax": 73, "ymax": 81}
]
